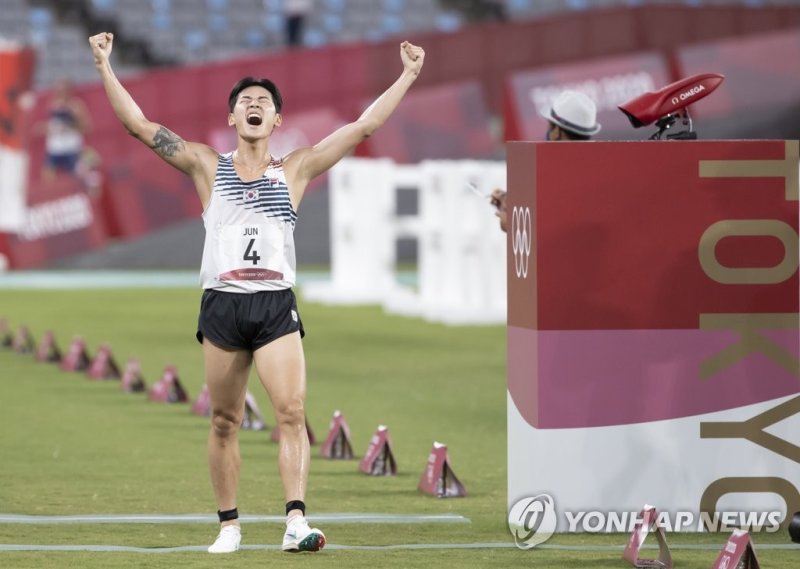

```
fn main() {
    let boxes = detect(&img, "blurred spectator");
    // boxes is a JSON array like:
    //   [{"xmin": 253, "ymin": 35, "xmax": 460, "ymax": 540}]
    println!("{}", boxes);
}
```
[
  {"xmin": 285, "ymin": 0, "xmax": 313, "ymax": 48},
  {"xmin": 42, "ymin": 79, "xmax": 90, "ymax": 180}
]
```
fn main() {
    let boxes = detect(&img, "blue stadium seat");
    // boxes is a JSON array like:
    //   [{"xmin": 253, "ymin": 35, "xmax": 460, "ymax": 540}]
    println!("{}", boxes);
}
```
[
  {"xmin": 28, "ymin": 7, "xmax": 53, "ymax": 46},
  {"xmin": 566, "ymin": 0, "xmax": 590, "ymax": 10},
  {"xmin": 184, "ymin": 29, "xmax": 209, "ymax": 51},
  {"xmin": 508, "ymin": 0, "xmax": 533, "ymax": 10},
  {"xmin": 304, "ymin": 28, "xmax": 328, "ymax": 47},
  {"xmin": 243, "ymin": 28, "xmax": 266, "ymax": 48},
  {"xmin": 152, "ymin": 0, "xmax": 171, "ymax": 13},
  {"xmin": 152, "ymin": 12, "xmax": 172, "ymax": 31},
  {"xmin": 324, "ymin": 0, "xmax": 346, "ymax": 11},
  {"xmin": 382, "ymin": 14, "xmax": 403, "ymax": 35},
  {"xmin": 383, "ymin": 0, "xmax": 406, "ymax": 11},
  {"xmin": 435, "ymin": 13, "xmax": 461, "ymax": 33},
  {"xmin": 322, "ymin": 13, "xmax": 344, "ymax": 34},
  {"xmin": 90, "ymin": 0, "xmax": 117, "ymax": 12},
  {"xmin": 262, "ymin": 13, "xmax": 284, "ymax": 33},
  {"xmin": 209, "ymin": 12, "xmax": 228, "ymax": 32}
]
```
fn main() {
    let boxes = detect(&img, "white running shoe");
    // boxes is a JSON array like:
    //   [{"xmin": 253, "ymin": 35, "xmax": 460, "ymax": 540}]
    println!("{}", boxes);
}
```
[
  {"xmin": 208, "ymin": 524, "xmax": 241, "ymax": 553},
  {"xmin": 282, "ymin": 515, "xmax": 326, "ymax": 552}
]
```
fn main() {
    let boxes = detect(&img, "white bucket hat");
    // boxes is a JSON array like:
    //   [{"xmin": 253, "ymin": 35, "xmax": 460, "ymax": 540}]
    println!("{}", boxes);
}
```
[{"xmin": 539, "ymin": 90, "xmax": 601, "ymax": 136}]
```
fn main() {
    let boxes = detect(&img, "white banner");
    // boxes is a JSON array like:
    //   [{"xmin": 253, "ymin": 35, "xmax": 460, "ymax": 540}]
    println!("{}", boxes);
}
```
[{"xmin": 508, "ymin": 392, "xmax": 800, "ymax": 532}]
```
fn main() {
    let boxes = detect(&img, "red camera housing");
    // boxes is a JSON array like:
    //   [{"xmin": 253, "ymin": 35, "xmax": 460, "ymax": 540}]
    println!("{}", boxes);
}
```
[{"xmin": 618, "ymin": 73, "xmax": 725, "ymax": 128}]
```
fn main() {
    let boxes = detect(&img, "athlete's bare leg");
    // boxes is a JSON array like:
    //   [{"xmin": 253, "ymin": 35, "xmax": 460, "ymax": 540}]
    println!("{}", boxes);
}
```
[
  {"xmin": 204, "ymin": 339, "xmax": 252, "ymax": 527},
  {"xmin": 253, "ymin": 331, "xmax": 308, "ymax": 517}
]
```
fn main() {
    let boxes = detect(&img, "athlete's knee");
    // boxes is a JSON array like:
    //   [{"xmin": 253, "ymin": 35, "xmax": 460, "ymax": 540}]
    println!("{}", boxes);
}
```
[
  {"xmin": 275, "ymin": 397, "xmax": 305, "ymax": 428},
  {"xmin": 211, "ymin": 410, "xmax": 241, "ymax": 438}
]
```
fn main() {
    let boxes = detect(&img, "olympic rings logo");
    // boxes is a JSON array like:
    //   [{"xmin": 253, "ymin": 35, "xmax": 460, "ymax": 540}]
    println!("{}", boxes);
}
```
[{"xmin": 511, "ymin": 206, "xmax": 532, "ymax": 279}]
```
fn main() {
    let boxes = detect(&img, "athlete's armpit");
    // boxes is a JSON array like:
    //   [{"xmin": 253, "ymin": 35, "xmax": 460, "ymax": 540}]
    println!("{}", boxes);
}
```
[{"xmin": 151, "ymin": 126, "xmax": 185, "ymax": 158}]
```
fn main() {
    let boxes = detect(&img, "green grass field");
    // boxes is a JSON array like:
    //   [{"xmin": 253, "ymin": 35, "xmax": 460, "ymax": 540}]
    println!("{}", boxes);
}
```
[{"xmin": 0, "ymin": 286, "xmax": 797, "ymax": 568}]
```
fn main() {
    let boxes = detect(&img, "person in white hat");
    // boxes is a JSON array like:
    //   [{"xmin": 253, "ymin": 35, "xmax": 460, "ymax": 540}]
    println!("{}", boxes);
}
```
[
  {"xmin": 491, "ymin": 90, "xmax": 600, "ymax": 230},
  {"xmin": 540, "ymin": 89, "xmax": 601, "ymax": 141}
]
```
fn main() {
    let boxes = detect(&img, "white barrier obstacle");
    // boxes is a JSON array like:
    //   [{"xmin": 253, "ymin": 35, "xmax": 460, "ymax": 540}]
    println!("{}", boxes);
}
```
[
  {"xmin": 301, "ymin": 158, "xmax": 507, "ymax": 325},
  {"xmin": 301, "ymin": 157, "xmax": 406, "ymax": 305}
]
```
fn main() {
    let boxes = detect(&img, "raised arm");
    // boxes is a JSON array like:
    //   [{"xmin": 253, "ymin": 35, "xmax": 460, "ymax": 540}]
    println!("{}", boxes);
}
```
[
  {"xmin": 89, "ymin": 32, "xmax": 214, "ymax": 179},
  {"xmin": 284, "ymin": 41, "xmax": 425, "ymax": 201}
]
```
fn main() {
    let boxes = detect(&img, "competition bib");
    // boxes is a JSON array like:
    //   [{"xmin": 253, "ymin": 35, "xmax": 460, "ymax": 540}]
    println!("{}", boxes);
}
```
[{"xmin": 216, "ymin": 223, "xmax": 286, "ymax": 281}]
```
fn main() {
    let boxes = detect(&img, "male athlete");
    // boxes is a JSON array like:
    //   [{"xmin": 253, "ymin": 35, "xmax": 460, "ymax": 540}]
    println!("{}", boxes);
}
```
[{"xmin": 89, "ymin": 31, "xmax": 424, "ymax": 554}]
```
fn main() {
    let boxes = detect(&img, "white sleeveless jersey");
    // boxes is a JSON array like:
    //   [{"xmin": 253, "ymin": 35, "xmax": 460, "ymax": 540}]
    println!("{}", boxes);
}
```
[{"xmin": 200, "ymin": 152, "xmax": 298, "ymax": 292}]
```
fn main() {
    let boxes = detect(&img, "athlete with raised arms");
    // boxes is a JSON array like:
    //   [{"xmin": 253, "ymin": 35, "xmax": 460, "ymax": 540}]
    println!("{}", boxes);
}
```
[{"xmin": 89, "ymin": 31, "xmax": 424, "ymax": 554}]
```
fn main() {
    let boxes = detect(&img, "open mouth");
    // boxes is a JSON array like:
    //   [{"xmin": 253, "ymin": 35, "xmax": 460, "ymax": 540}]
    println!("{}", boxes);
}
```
[{"xmin": 247, "ymin": 113, "xmax": 263, "ymax": 126}]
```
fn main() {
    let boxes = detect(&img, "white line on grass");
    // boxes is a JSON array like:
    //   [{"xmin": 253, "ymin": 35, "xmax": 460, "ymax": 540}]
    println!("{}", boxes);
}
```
[
  {"xmin": 0, "ymin": 513, "xmax": 469, "ymax": 525},
  {"xmin": 0, "ymin": 543, "xmax": 798, "ymax": 553}
]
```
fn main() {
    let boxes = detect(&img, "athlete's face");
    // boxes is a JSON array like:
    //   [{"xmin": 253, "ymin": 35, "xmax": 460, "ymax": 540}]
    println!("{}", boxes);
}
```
[{"xmin": 228, "ymin": 86, "xmax": 281, "ymax": 139}]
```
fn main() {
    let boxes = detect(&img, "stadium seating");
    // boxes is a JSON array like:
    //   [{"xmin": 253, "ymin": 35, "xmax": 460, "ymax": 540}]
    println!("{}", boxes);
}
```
[{"xmin": 2, "ymin": 0, "xmax": 794, "ymax": 89}]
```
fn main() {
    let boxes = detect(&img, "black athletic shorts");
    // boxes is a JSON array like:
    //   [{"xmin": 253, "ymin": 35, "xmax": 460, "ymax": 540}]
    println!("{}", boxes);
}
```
[{"xmin": 196, "ymin": 288, "xmax": 305, "ymax": 351}]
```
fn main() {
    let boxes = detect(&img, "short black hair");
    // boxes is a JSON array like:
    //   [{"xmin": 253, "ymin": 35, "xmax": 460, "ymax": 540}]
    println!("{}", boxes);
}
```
[{"xmin": 228, "ymin": 77, "xmax": 283, "ymax": 114}]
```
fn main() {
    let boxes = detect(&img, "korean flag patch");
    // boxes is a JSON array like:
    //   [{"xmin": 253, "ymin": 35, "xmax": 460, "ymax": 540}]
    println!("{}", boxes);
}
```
[{"xmin": 243, "ymin": 188, "xmax": 259, "ymax": 203}]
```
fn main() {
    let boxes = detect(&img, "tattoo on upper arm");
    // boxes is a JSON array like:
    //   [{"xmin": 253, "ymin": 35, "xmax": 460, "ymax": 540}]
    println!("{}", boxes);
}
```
[{"xmin": 151, "ymin": 126, "xmax": 184, "ymax": 158}]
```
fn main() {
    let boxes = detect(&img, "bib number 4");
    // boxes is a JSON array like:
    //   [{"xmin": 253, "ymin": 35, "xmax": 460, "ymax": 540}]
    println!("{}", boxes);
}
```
[
  {"xmin": 243, "ymin": 239, "xmax": 261, "ymax": 265},
  {"xmin": 216, "ymin": 223, "xmax": 290, "ymax": 282}
]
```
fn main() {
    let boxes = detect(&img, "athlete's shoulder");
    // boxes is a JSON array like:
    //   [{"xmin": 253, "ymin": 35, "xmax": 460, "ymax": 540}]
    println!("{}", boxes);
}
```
[{"xmin": 279, "ymin": 147, "xmax": 311, "ymax": 174}]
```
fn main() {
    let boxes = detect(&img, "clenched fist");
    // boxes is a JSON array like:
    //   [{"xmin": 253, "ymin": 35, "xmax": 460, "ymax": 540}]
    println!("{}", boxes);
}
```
[
  {"xmin": 88, "ymin": 32, "xmax": 114, "ymax": 67},
  {"xmin": 400, "ymin": 41, "xmax": 424, "ymax": 75}
]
